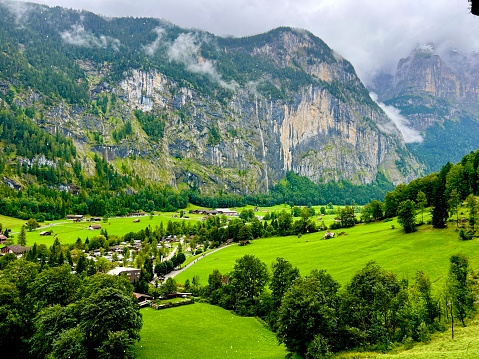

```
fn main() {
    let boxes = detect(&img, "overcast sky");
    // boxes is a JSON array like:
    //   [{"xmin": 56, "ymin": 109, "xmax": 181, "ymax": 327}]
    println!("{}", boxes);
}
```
[{"xmin": 12, "ymin": 0, "xmax": 479, "ymax": 83}]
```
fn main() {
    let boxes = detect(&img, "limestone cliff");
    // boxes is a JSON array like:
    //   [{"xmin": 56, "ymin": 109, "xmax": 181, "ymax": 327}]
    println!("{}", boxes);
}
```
[{"xmin": 0, "ymin": 4, "xmax": 421, "ymax": 194}]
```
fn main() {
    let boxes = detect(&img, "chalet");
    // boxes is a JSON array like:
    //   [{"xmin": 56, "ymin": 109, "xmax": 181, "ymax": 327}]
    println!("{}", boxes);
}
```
[
  {"xmin": 66, "ymin": 214, "xmax": 83, "ymax": 220},
  {"xmin": 89, "ymin": 224, "xmax": 102, "ymax": 230},
  {"xmin": 0, "ymin": 234, "xmax": 7, "ymax": 243},
  {"xmin": 107, "ymin": 267, "xmax": 141, "ymax": 283},
  {"xmin": 216, "ymin": 208, "xmax": 237, "ymax": 216},
  {"xmin": 1, "ymin": 244, "xmax": 30, "ymax": 256},
  {"xmin": 40, "ymin": 231, "xmax": 51, "ymax": 236},
  {"xmin": 128, "ymin": 212, "xmax": 146, "ymax": 217},
  {"xmin": 90, "ymin": 217, "xmax": 102, "ymax": 222},
  {"xmin": 191, "ymin": 209, "xmax": 218, "ymax": 215}
]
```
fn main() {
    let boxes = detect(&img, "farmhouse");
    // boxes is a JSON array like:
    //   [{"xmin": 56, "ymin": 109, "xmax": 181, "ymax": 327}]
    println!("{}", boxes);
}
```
[
  {"xmin": 0, "ymin": 234, "xmax": 7, "ymax": 243},
  {"xmin": 216, "ymin": 208, "xmax": 237, "ymax": 216},
  {"xmin": 191, "ymin": 209, "xmax": 218, "ymax": 215},
  {"xmin": 107, "ymin": 267, "xmax": 141, "ymax": 283},
  {"xmin": 1, "ymin": 244, "xmax": 30, "ymax": 257},
  {"xmin": 40, "ymin": 231, "xmax": 51, "ymax": 236},
  {"xmin": 89, "ymin": 224, "xmax": 102, "ymax": 230},
  {"xmin": 66, "ymin": 214, "xmax": 83, "ymax": 220}
]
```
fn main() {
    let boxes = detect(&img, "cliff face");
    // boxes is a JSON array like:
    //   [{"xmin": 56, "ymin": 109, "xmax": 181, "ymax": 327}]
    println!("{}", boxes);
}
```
[
  {"xmin": 0, "ymin": 4, "xmax": 421, "ymax": 194},
  {"xmin": 370, "ymin": 45, "xmax": 479, "ymax": 171}
]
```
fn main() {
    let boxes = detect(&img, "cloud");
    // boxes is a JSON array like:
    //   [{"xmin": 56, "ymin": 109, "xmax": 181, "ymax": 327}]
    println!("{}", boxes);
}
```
[
  {"xmin": 1, "ymin": 0, "xmax": 33, "ymax": 25},
  {"xmin": 167, "ymin": 32, "xmax": 239, "ymax": 91},
  {"xmin": 13, "ymin": 0, "xmax": 479, "ymax": 84},
  {"xmin": 60, "ymin": 24, "xmax": 121, "ymax": 50},
  {"xmin": 142, "ymin": 27, "xmax": 165, "ymax": 56},
  {"xmin": 370, "ymin": 92, "xmax": 423, "ymax": 143}
]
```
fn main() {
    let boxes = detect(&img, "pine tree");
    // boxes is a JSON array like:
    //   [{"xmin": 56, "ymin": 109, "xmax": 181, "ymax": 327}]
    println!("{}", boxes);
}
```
[{"xmin": 17, "ymin": 225, "xmax": 26, "ymax": 246}]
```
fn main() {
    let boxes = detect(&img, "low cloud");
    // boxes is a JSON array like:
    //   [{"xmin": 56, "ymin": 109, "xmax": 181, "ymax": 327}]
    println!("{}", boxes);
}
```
[
  {"xmin": 2, "ymin": 0, "xmax": 33, "ymax": 25},
  {"xmin": 167, "ymin": 32, "xmax": 239, "ymax": 91},
  {"xmin": 61, "ymin": 24, "xmax": 121, "ymax": 51},
  {"xmin": 370, "ymin": 92, "xmax": 423, "ymax": 143},
  {"xmin": 142, "ymin": 27, "xmax": 165, "ymax": 56}
]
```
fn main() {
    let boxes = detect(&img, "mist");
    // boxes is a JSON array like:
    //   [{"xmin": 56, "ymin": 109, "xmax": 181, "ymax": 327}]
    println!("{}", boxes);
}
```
[{"xmin": 370, "ymin": 93, "xmax": 423, "ymax": 144}]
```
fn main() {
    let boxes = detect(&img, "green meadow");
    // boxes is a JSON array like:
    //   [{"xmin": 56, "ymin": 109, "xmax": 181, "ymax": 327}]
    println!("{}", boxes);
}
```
[
  {"xmin": 8, "ymin": 213, "xmax": 204, "ymax": 247},
  {"xmin": 375, "ymin": 316, "xmax": 479, "ymax": 359},
  {"xmin": 175, "ymin": 218, "xmax": 479, "ymax": 290},
  {"xmin": 134, "ymin": 303, "xmax": 292, "ymax": 359}
]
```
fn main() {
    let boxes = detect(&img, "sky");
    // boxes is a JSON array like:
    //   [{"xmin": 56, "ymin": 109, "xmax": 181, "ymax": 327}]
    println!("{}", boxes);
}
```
[{"xmin": 12, "ymin": 0, "xmax": 479, "ymax": 84}]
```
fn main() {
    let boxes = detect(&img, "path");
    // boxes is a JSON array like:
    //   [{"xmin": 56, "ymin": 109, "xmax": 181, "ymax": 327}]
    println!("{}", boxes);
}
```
[{"xmin": 163, "ymin": 243, "xmax": 232, "ymax": 280}]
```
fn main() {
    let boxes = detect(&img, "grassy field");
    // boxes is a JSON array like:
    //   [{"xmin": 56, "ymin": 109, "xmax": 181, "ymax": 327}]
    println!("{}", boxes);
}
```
[
  {"xmin": 374, "ymin": 315, "xmax": 479, "ymax": 359},
  {"xmin": 1, "ymin": 213, "xmax": 204, "ymax": 246},
  {"xmin": 175, "ymin": 217, "xmax": 479, "ymax": 290},
  {"xmin": 134, "ymin": 303, "xmax": 292, "ymax": 359}
]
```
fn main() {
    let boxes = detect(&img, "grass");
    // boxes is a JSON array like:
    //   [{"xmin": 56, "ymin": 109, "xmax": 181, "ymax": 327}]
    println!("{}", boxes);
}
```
[
  {"xmin": 375, "ymin": 316, "xmax": 479, "ymax": 359},
  {"xmin": 1, "ymin": 213, "xmax": 202, "ymax": 247},
  {"xmin": 175, "ymin": 217, "xmax": 479, "ymax": 291},
  {"xmin": 134, "ymin": 303, "xmax": 291, "ymax": 359}
]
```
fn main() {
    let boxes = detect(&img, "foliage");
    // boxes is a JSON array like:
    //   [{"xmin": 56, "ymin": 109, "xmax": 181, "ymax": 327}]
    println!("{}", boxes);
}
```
[
  {"xmin": 447, "ymin": 254, "xmax": 475, "ymax": 326},
  {"xmin": 229, "ymin": 254, "xmax": 269, "ymax": 315},
  {"xmin": 397, "ymin": 199, "xmax": 417, "ymax": 233}
]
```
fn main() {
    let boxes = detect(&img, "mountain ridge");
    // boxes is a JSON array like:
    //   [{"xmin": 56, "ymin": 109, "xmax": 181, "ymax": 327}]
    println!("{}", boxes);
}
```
[{"xmin": 0, "ymin": 1, "xmax": 422, "ymax": 195}]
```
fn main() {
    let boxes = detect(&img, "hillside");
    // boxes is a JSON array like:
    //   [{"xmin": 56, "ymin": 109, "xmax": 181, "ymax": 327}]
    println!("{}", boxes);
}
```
[{"xmin": 0, "ymin": 1, "xmax": 421, "ymax": 199}]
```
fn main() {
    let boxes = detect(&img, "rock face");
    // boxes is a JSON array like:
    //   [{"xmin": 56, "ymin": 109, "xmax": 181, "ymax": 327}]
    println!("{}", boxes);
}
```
[
  {"xmin": 0, "ymin": 4, "xmax": 421, "ymax": 193},
  {"xmin": 371, "ymin": 45, "xmax": 479, "ymax": 171}
]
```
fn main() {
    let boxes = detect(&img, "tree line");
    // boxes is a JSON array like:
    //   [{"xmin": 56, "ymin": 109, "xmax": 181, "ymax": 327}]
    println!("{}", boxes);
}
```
[{"xmin": 360, "ymin": 149, "xmax": 479, "ymax": 235}]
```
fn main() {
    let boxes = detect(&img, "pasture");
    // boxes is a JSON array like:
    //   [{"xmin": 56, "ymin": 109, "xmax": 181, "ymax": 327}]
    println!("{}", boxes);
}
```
[
  {"xmin": 134, "ymin": 303, "xmax": 292, "ymax": 359},
  {"xmin": 175, "ymin": 218, "xmax": 479, "ymax": 290},
  {"xmin": 5, "ymin": 212, "xmax": 203, "ymax": 246},
  {"xmin": 377, "ymin": 316, "xmax": 479, "ymax": 359}
]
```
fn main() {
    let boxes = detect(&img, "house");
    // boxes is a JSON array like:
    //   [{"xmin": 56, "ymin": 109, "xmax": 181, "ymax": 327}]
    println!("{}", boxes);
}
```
[
  {"xmin": 66, "ymin": 214, "xmax": 83, "ymax": 220},
  {"xmin": 134, "ymin": 292, "xmax": 153, "ymax": 304},
  {"xmin": 89, "ymin": 224, "xmax": 102, "ymax": 230},
  {"xmin": 40, "ymin": 231, "xmax": 51, "ymax": 236},
  {"xmin": 191, "ymin": 209, "xmax": 218, "ymax": 215},
  {"xmin": 107, "ymin": 267, "xmax": 141, "ymax": 283},
  {"xmin": 90, "ymin": 217, "xmax": 102, "ymax": 222},
  {"xmin": 1, "ymin": 244, "xmax": 30, "ymax": 256},
  {"xmin": 0, "ymin": 234, "xmax": 7, "ymax": 243},
  {"xmin": 133, "ymin": 219, "xmax": 140, "ymax": 223},
  {"xmin": 215, "ymin": 208, "xmax": 237, "ymax": 216}
]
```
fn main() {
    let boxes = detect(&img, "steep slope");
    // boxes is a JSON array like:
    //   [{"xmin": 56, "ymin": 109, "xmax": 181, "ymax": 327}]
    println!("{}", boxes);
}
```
[
  {"xmin": 371, "ymin": 44, "xmax": 479, "ymax": 172},
  {"xmin": 0, "ymin": 1, "xmax": 421, "ymax": 195}
]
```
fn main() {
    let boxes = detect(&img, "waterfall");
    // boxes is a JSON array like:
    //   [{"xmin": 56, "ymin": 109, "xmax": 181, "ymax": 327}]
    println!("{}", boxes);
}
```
[{"xmin": 255, "ymin": 96, "xmax": 269, "ymax": 192}]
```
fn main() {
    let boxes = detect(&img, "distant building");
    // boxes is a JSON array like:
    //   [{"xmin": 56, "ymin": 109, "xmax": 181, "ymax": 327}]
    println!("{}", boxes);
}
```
[
  {"xmin": 66, "ymin": 215, "xmax": 83, "ymax": 220},
  {"xmin": 107, "ymin": 267, "xmax": 141, "ymax": 283},
  {"xmin": 216, "ymin": 208, "xmax": 237, "ymax": 216},
  {"xmin": 1, "ymin": 244, "xmax": 31, "ymax": 257},
  {"xmin": 89, "ymin": 224, "xmax": 102, "ymax": 230}
]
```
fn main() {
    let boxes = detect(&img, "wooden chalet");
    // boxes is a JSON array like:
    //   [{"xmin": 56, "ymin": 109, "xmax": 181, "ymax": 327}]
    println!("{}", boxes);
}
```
[
  {"xmin": 66, "ymin": 214, "xmax": 83, "ymax": 221},
  {"xmin": 1, "ymin": 244, "xmax": 30, "ymax": 256},
  {"xmin": 89, "ymin": 224, "xmax": 102, "ymax": 230},
  {"xmin": 0, "ymin": 234, "xmax": 7, "ymax": 244}
]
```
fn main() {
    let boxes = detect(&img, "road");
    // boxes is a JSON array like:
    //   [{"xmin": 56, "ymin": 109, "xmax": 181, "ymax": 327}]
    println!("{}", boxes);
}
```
[{"xmin": 163, "ymin": 243, "xmax": 232, "ymax": 280}]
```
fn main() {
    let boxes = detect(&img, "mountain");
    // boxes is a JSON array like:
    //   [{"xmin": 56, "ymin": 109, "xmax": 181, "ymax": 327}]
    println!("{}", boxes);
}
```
[
  {"xmin": 0, "ymin": 1, "xmax": 421, "ymax": 197},
  {"xmin": 370, "ymin": 44, "xmax": 479, "ymax": 172}
]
